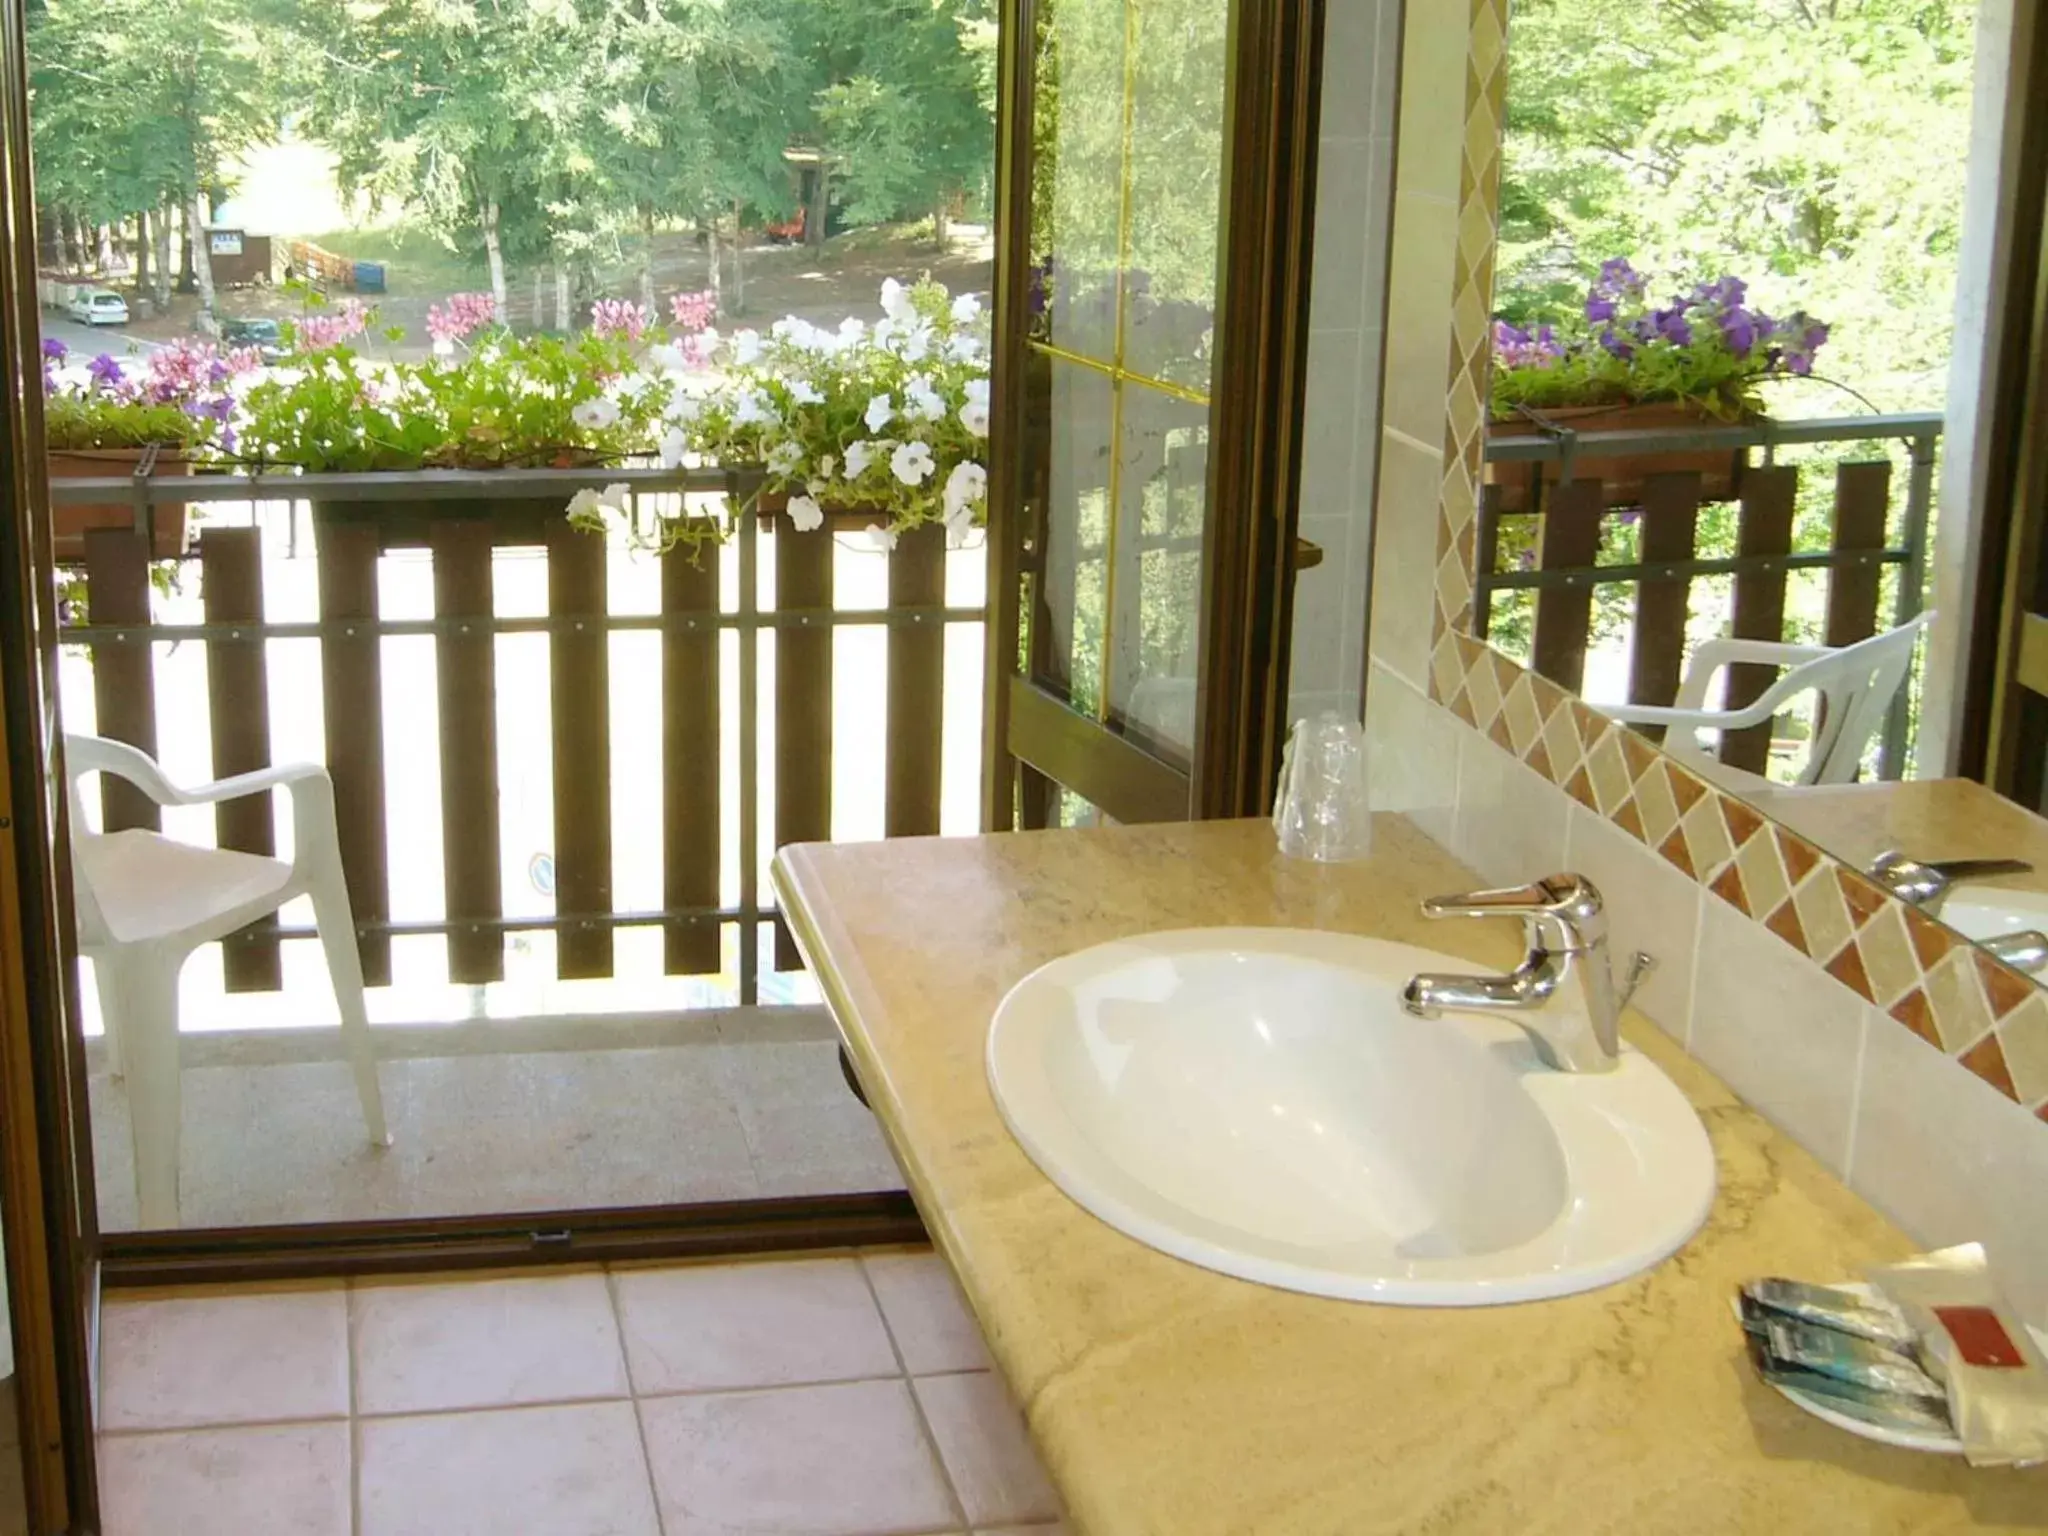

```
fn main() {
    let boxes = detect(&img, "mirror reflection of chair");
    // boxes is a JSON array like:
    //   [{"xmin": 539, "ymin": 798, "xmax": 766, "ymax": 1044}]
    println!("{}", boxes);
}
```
[
  {"xmin": 1602, "ymin": 613, "xmax": 1932, "ymax": 793},
  {"xmin": 64, "ymin": 734, "xmax": 389, "ymax": 1228}
]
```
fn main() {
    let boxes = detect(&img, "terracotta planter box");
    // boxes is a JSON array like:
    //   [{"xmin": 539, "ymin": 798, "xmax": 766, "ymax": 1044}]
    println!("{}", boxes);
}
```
[
  {"xmin": 1484, "ymin": 402, "xmax": 1750, "ymax": 514},
  {"xmin": 46, "ymin": 448, "xmax": 192, "ymax": 562}
]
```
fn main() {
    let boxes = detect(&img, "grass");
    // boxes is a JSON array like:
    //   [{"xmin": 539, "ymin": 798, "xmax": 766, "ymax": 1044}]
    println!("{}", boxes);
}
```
[{"xmin": 296, "ymin": 223, "xmax": 483, "ymax": 298}]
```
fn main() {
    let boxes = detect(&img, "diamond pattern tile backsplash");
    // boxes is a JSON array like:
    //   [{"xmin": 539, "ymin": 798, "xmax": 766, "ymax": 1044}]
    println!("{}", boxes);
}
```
[{"xmin": 1396, "ymin": 0, "xmax": 2048, "ymax": 1129}]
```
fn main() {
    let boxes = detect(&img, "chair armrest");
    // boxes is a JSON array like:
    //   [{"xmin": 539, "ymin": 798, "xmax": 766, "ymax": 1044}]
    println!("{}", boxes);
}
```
[
  {"xmin": 1604, "ymin": 697, "xmax": 1782, "ymax": 731},
  {"xmin": 1684, "ymin": 637, "xmax": 1833, "ymax": 672},
  {"xmin": 66, "ymin": 734, "xmax": 331, "ymax": 810}
]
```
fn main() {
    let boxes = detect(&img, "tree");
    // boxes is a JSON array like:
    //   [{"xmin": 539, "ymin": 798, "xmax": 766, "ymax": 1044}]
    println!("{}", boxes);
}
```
[
  {"xmin": 1496, "ymin": 0, "xmax": 1975, "ymax": 414},
  {"xmin": 29, "ymin": 0, "xmax": 281, "ymax": 320}
]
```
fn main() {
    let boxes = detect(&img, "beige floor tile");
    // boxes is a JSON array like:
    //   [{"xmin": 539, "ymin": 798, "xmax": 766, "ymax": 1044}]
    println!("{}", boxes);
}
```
[
  {"xmin": 358, "ymin": 1400, "xmax": 659, "ymax": 1536},
  {"xmin": 914, "ymin": 1373, "xmax": 1060, "ymax": 1528},
  {"xmin": 98, "ymin": 1422, "xmax": 350, "ymax": 1536},
  {"xmin": 351, "ymin": 1269, "xmax": 630, "ymax": 1415},
  {"xmin": 100, "ymin": 1288, "xmax": 349, "ymax": 1431},
  {"xmin": 863, "ymin": 1251, "xmax": 994, "ymax": 1375},
  {"xmin": 639, "ymin": 1379, "xmax": 958, "ymax": 1536},
  {"xmin": 614, "ymin": 1256, "xmax": 898, "ymax": 1392}
]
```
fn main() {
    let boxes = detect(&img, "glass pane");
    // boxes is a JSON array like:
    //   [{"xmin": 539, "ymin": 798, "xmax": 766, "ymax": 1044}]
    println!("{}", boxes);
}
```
[
  {"xmin": 1122, "ymin": 0, "xmax": 1228, "ymax": 390},
  {"xmin": 1030, "ymin": 359, "xmax": 1118, "ymax": 715},
  {"xmin": 1033, "ymin": 0, "xmax": 1129, "ymax": 362},
  {"xmin": 1106, "ymin": 385, "xmax": 1209, "ymax": 764}
]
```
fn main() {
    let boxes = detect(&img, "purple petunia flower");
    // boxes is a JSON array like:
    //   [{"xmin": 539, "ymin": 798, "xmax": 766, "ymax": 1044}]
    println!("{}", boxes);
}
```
[
  {"xmin": 1599, "ymin": 327, "xmax": 1635, "ymax": 360},
  {"xmin": 1596, "ymin": 257, "xmax": 1646, "ymax": 296},
  {"xmin": 41, "ymin": 337, "xmax": 66, "ymax": 362},
  {"xmin": 87, "ymin": 353, "xmax": 124, "ymax": 389},
  {"xmin": 1585, "ymin": 294, "xmax": 1616, "ymax": 324},
  {"xmin": 1720, "ymin": 307, "xmax": 1759, "ymax": 358},
  {"xmin": 1651, "ymin": 306, "xmax": 1693, "ymax": 346}
]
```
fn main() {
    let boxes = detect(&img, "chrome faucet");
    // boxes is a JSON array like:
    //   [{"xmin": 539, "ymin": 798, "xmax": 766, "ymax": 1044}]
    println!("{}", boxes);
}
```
[
  {"xmin": 1981, "ymin": 930, "xmax": 2048, "ymax": 975},
  {"xmin": 1868, "ymin": 850, "xmax": 2032, "ymax": 915},
  {"xmin": 1399, "ymin": 873, "xmax": 1652, "ymax": 1075}
]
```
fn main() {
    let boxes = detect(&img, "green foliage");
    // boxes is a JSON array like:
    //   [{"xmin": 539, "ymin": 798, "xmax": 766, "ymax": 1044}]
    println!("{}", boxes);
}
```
[
  {"xmin": 43, "ymin": 394, "xmax": 213, "ymax": 452},
  {"xmin": 674, "ymin": 277, "xmax": 990, "ymax": 532},
  {"xmin": 238, "ymin": 330, "xmax": 667, "ymax": 472},
  {"xmin": 1497, "ymin": 0, "xmax": 1975, "ymax": 416}
]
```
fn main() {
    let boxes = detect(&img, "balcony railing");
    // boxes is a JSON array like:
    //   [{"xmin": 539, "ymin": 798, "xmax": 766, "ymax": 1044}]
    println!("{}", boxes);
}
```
[
  {"xmin": 51, "ymin": 467, "xmax": 988, "ymax": 1008},
  {"xmin": 1477, "ymin": 411, "xmax": 1941, "ymax": 779}
]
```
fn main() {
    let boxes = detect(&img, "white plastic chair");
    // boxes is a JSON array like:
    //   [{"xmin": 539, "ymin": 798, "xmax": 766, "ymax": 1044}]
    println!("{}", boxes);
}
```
[
  {"xmin": 65, "ymin": 735, "xmax": 388, "ymax": 1227},
  {"xmin": 1603, "ymin": 613, "xmax": 1931, "ymax": 791}
]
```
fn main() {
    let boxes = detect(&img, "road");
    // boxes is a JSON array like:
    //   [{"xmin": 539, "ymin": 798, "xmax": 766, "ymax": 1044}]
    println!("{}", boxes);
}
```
[{"xmin": 37, "ymin": 311, "xmax": 164, "ymax": 360}]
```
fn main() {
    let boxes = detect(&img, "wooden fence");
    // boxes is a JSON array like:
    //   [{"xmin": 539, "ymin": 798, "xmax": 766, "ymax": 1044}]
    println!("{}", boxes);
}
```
[
  {"xmin": 56, "ymin": 468, "xmax": 981, "ymax": 1003},
  {"xmin": 1476, "ymin": 413, "xmax": 1941, "ymax": 778}
]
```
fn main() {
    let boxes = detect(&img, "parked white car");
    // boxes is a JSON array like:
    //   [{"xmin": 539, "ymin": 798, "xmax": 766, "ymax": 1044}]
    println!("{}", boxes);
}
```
[{"xmin": 64, "ymin": 289, "xmax": 129, "ymax": 326}]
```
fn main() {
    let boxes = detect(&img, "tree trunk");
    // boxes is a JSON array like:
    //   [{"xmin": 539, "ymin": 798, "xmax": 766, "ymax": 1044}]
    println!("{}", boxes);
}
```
[
  {"xmin": 805, "ymin": 167, "xmax": 828, "ymax": 250},
  {"xmin": 152, "ymin": 199, "xmax": 173, "ymax": 310},
  {"xmin": 133, "ymin": 211, "xmax": 150, "ymax": 305},
  {"xmin": 553, "ymin": 262, "xmax": 570, "ymax": 332},
  {"xmin": 637, "ymin": 203, "xmax": 657, "ymax": 311},
  {"xmin": 481, "ymin": 198, "xmax": 508, "ymax": 315},
  {"xmin": 35, "ymin": 206, "xmax": 61, "ymax": 270},
  {"xmin": 96, "ymin": 223, "xmax": 115, "ymax": 271},
  {"xmin": 729, "ymin": 201, "xmax": 744, "ymax": 317},
  {"xmin": 59, "ymin": 209, "xmax": 82, "ymax": 270},
  {"xmin": 705, "ymin": 216, "xmax": 723, "ymax": 319},
  {"xmin": 933, "ymin": 198, "xmax": 950, "ymax": 252},
  {"xmin": 178, "ymin": 201, "xmax": 195, "ymax": 292},
  {"xmin": 188, "ymin": 190, "xmax": 217, "ymax": 326},
  {"xmin": 530, "ymin": 266, "xmax": 545, "ymax": 331}
]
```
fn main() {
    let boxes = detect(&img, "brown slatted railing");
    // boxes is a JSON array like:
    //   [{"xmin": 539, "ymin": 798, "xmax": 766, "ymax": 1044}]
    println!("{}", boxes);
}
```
[
  {"xmin": 55, "ymin": 468, "xmax": 983, "ymax": 1005},
  {"xmin": 1477, "ymin": 414, "xmax": 1940, "ymax": 782}
]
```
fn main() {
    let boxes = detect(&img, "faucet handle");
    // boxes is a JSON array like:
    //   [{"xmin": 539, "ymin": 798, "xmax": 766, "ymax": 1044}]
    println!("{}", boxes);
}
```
[{"xmin": 1419, "ymin": 873, "xmax": 1608, "ymax": 953}]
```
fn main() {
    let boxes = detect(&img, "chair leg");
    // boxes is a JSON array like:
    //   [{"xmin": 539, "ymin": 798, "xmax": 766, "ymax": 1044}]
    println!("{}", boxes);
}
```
[
  {"xmin": 89, "ymin": 954, "xmax": 127, "ymax": 1079},
  {"xmin": 99, "ymin": 947, "xmax": 187, "ymax": 1229},
  {"xmin": 308, "ymin": 868, "xmax": 390, "ymax": 1147}
]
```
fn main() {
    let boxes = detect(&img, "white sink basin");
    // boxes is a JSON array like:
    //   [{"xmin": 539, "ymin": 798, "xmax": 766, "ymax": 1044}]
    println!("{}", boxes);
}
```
[
  {"xmin": 986, "ymin": 927, "xmax": 1716, "ymax": 1305},
  {"xmin": 1937, "ymin": 889, "xmax": 2048, "ymax": 952}
]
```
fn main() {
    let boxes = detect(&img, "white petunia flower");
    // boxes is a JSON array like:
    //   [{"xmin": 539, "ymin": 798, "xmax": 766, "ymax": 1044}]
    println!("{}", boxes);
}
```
[
  {"xmin": 732, "ymin": 329, "xmax": 763, "ymax": 365},
  {"xmin": 890, "ymin": 441, "xmax": 936, "ymax": 486},
  {"xmin": 601, "ymin": 482, "xmax": 631, "ymax": 510},
  {"xmin": 958, "ymin": 400, "xmax": 990, "ymax": 437},
  {"xmin": 766, "ymin": 440, "xmax": 804, "ymax": 476},
  {"xmin": 566, "ymin": 487, "xmax": 607, "ymax": 520},
  {"xmin": 894, "ymin": 324, "xmax": 933, "ymax": 363},
  {"xmin": 943, "ymin": 460, "xmax": 988, "ymax": 518},
  {"xmin": 733, "ymin": 388, "xmax": 778, "ymax": 427},
  {"xmin": 864, "ymin": 394, "xmax": 895, "ymax": 433},
  {"xmin": 951, "ymin": 293, "xmax": 982, "ymax": 323},
  {"xmin": 816, "ymin": 454, "xmax": 836, "ymax": 481},
  {"xmin": 658, "ymin": 426, "xmax": 689, "ymax": 468},
  {"xmin": 838, "ymin": 316, "xmax": 866, "ymax": 345},
  {"xmin": 787, "ymin": 379, "xmax": 823, "ymax": 406},
  {"xmin": 947, "ymin": 334, "xmax": 981, "ymax": 364},
  {"xmin": 432, "ymin": 337, "xmax": 455, "ymax": 357},
  {"xmin": 903, "ymin": 375, "xmax": 946, "ymax": 421},
  {"xmin": 862, "ymin": 523, "xmax": 899, "ymax": 553},
  {"xmin": 806, "ymin": 478, "xmax": 831, "ymax": 499},
  {"xmin": 647, "ymin": 342, "xmax": 687, "ymax": 372},
  {"xmin": 787, "ymin": 495, "xmax": 825, "ymax": 532},
  {"xmin": 965, "ymin": 378, "xmax": 990, "ymax": 407},
  {"xmin": 844, "ymin": 439, "xmax": 887, "ymax": 479},
  {"xmin": 664, "ymin": 384, "xmax": 701, "ymax": 423},
  {"xmin": 572, "ymin": 396, "xmax": 621, "ymax": 431},
  {"xmin": 880, "ymin": 278, "xmax": 915, "ymax": 322}
]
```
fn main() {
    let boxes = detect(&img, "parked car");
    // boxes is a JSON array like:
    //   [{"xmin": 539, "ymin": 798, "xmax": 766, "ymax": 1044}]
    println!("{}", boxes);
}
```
[
  {"xmin": 220, "ymin": 316, "xmax": 286, "ymax": 362},
  {"xmin": 65, "ymin": 289, "xmax": 129, "ymax": 326}
]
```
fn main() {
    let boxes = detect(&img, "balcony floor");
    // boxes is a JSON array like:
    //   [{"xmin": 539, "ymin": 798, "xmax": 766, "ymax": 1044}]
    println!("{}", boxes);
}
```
[{"xmin": 87, "ymin": 1008, "xmax": 903, "ymax": 1231}]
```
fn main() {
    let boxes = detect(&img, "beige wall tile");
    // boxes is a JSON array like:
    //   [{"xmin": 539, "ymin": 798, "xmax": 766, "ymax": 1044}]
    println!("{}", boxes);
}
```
[
  {"xmin": 1564, "ymin": 804, "xmax": 1703, "ymax": 1041},
  {"xmin": 1447, "ymin": 726, "xmax": 1569, "ymax": 891},
  {"xmin": 1394, "ymin": 0, "xmax": 1468, "ymax": 201},
  {"xmin": 863, "ymin": 1250, "xmax": 996, "ymax": 1376},
  {"xmin": 1379, "ymin": 193, "xmax": 1460, "ymax": 447},
  {"xmin": 1691, "ymin": 898, "xmax": 1867, "ymax": 1176},
  {"xmin": 1364, "ymin": 664, "xmax": 1460, "ymax": 850},
  {"xmin": 1367, "ymin": 435, "xmax": 1444, "ymax": 688},
  {"xmin": 1850, "ymin": 1011, "xmax": 2048, "ymax": 1324}
]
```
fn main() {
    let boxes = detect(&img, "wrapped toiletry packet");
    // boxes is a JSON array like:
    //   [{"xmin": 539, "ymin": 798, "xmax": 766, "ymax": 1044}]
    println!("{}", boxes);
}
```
[
  {"xmin": 1867, "ymin": 1243, "xmax": 2048, "ymax": 1468},
  {"xmin": 1739, "ymin": 1278, "xmax": 1955, "ymax": 1438}
]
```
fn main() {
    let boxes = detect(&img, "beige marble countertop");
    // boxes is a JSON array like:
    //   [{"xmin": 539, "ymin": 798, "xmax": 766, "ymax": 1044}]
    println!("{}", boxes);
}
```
[
  {"xmin": 1745, "ymin": 777, "xmax": 2048, "ymax": 896},
  {"xmin": 773, "ymin": 816, "xmax": 2048, "ymax": 1534}
]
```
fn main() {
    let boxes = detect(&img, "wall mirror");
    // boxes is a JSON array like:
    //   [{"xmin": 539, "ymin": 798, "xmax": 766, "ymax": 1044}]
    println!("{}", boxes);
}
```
[{"xmin": 1449, "ymin": 0, "xmax": 2048, "ymax": 992}]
